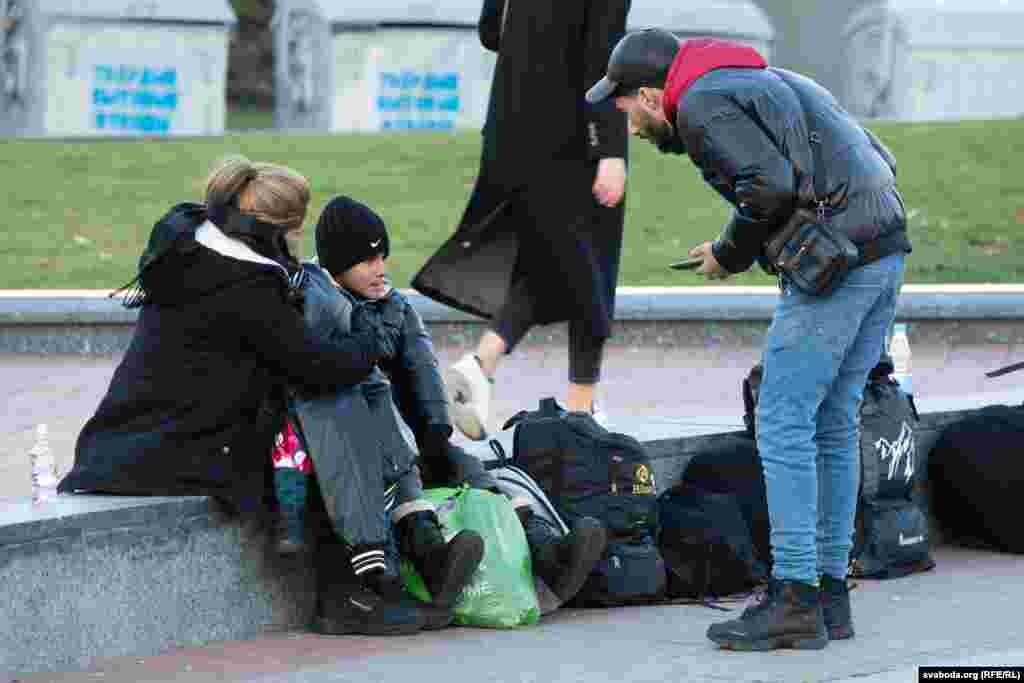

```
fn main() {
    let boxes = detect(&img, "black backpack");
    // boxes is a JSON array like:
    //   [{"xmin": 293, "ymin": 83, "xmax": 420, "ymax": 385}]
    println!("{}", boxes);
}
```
[
  {"xmin": 850, "ymin": 375, "xmax": 935, "ymax": 579},
  {"xmin": 741, "ymin": 356, "xmax": 934, "ymax": 579},
  {"xmin": 658, "ymin": 485, "xmax": 768, "ymax": 600},
  {"xmin": 505, "ymin": 398, "xmax": 666, "ymax": 606},
  {"xmin": 658, "ymin": 434, "xmax": 770, "ymax": 599}
]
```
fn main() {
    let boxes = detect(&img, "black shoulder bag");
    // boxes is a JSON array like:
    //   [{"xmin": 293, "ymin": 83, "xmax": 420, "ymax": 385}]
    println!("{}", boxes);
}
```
[
  {"xmin": 763, "ymin": 110, "xmax": 861, "ymax": 296},
  {"xmin": 764, "ymin": 204, "xmax": 859, "ymax": 297}
]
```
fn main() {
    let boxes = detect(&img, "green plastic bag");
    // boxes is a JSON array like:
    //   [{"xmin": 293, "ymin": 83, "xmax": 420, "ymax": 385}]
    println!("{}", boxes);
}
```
[{"xmin": 401, "ymin": 486, "xmax": 540, "ymax": 628}]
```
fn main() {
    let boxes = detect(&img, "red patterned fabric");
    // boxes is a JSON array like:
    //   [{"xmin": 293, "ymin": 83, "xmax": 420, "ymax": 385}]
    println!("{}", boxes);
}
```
[{"xmin": 271, "ymin": 421, "xmax": 312, "ymax": 474}]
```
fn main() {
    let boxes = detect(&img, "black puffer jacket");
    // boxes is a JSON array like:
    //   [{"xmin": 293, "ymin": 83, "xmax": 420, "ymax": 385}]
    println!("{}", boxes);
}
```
[
  {"xmin": 667, "ymin": 67, "xmax": 910, "ymax": 273},
  {"xmin": 59, "ymin": 204, "xmax": 390, "ymax": 514},
  {"xmin": 299, "ymin": 263, "xmax": 451, "ymax": 446},
  {"xmin": 382, "ymin": 297, "xmax": 451, "ymax": 447}
]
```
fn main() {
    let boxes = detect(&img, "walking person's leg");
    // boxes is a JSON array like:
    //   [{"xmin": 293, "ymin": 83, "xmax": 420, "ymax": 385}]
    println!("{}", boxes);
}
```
[
  {"xmin": 447, "ymin": 277, "xmax": 533, "ymax": 440},
  {"xmin": 567, "ymin": 318, "xmax": 606, "ymax": 414},
  {"xmin": 450, "ymin": 282, "xmax": 609, "ymax": 435},
  {"xmin": 448, "ymin": 170, "xmax": 619, "ymax": 435}
]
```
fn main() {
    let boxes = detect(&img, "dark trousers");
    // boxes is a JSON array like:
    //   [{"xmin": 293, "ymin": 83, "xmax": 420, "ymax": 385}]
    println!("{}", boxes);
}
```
[{"xmin": 492, "ymin": 277, "xmax": 606, "ymax": 384}]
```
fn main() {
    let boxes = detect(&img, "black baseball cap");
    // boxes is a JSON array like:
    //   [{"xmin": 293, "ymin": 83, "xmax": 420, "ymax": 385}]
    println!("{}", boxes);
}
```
[{"xmin": 586, "ymin": 28, "xmax": 681, "ymax": 104}]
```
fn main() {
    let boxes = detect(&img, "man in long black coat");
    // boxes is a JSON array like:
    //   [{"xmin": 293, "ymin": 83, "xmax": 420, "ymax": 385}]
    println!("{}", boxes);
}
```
[{"xmin": 413, "ymin": 0, "xmax": 630, "ymax": 439}]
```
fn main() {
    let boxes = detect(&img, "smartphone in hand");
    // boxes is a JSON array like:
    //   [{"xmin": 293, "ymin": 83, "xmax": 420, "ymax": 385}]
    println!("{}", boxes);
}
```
[{"xmin": 669, "ymin": 257, "xmax": 704, "ymax": 271}]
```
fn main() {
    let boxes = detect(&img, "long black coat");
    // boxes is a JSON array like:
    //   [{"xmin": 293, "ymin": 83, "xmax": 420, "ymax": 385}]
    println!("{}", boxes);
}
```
[
  {"xmin": 58, "ymin": 205, "xmax": 388, "ymax": 516},
  {"xmin": 413, "ymin": 0, "xmax": 630, "ymax": 340}
]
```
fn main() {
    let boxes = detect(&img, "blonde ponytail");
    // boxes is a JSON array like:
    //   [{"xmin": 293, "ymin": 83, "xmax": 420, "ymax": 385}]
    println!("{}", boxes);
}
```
[{"xmin": 204, "ymin": 155, "xmax": 310, "ymax": 230}]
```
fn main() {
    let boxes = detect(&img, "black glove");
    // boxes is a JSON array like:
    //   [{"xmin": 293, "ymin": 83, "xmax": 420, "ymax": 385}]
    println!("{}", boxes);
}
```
[
  {"xmin": 418, "ymin": 425, "xmax": 450, "ymax": 461},
  {"xmin": 416, "ymin": 426, "xmax": 454, "ymax": 487}
]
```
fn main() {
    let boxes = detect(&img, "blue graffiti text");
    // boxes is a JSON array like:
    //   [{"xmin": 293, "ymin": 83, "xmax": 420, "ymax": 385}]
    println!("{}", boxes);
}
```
[
  {"xmin": 92, "ymin": 64, "xmax": 178, "ymax": 135},
  {"xmin": 94, "ymin": 112, "xmax": 171, "ymax": 133}
]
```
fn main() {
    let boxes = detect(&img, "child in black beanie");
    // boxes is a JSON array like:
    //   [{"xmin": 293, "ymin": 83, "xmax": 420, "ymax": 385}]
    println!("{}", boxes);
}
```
[
  {"xmin": 274, "ymin": 196, "xmax": 488, "ymax": 636},
  {"xmin": 296, "ymin": 196, "xmax": 607, "ymax": 625}
]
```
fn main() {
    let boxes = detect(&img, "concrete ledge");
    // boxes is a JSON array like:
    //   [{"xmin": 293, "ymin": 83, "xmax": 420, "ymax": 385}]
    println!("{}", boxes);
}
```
[
  {"xmin": 0, "ymin": 496, "xmax": 314, "ymax": 674},
  {"xmin": 3, "ymin": 286, "xmax": 1024, "ymax": 354},
  {"xmin": 4, "ymin": 285, "xmax": 1024, "ymax": 324}
]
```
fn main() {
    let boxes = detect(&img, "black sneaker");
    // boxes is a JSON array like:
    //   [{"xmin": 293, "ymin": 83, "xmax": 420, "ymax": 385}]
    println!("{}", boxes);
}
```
[
  {"xmin": 820, "ymin": 574, "xmax": 855, "ymax": 640},
  {"xmin": 314, "ymin": 572, "xmax": 423, "ymax": 636},
  {"xmin": 707, "ymin": 579, "xmax": 828, "ymax": 651},
  {"xmin": 420, "ymin": 530, "xmax": 485, "ymax": 608},
  {"xmin": 406, "ymin": 596, "xmax": 456, "ymax": 631}
]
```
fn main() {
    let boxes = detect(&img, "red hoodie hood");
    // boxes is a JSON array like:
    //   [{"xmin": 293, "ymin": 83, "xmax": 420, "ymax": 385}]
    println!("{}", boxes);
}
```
[{"xmin": 662, "ymin": 38, "xmax": 767, "ymax": 123}]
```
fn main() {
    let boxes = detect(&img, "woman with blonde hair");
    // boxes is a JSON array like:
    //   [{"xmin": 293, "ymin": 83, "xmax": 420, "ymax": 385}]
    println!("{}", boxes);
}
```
[{"xmin": 60, "ymin": 156, "xmax": 408, "ymax": 621}]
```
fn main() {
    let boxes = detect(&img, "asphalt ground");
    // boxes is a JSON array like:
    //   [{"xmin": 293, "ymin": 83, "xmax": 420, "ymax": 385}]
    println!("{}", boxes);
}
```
[{"xmin": 4, "ymin": 336, "xmax": 1022, "ymax": 498}]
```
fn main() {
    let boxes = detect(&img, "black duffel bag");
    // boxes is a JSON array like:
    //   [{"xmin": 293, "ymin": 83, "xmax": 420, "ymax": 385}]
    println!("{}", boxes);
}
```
[{"xmin": 928, "ymin": 403, "xmax": 1024, "ymax": 554}]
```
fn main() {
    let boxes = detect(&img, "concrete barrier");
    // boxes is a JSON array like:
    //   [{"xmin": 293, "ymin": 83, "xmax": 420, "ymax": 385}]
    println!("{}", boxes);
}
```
[
  {"xmin": 0, "ymin": 495, "xmax": 314, "ymax": 674},
  {"xmin": 2, "ymin": 285, "xmax": 1024, "ymax": 353}
]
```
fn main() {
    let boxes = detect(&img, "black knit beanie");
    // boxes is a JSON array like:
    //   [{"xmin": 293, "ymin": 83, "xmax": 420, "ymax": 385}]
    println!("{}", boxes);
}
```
[{"xmin": 315, "ymin": 196, "xmax": 390, "ymax": 277}]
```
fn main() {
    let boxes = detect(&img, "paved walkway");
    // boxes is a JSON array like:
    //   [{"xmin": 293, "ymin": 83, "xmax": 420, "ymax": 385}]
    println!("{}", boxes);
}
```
[
  {"xmin": 8, "ymin": 544, "xmax": 1024, "ymax": 683},
  {"xmin": 4, "ymin": 340, "xmax": 1022, "ymax": 498}
]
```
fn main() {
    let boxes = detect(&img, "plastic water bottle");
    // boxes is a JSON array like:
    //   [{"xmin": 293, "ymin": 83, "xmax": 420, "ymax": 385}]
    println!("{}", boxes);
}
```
[
  {"xmin": 890, "ymin": 323, "xmax": 912, "ymax": 395},
  {"xmin": 29, "ymin": 424, "xmax": 59, "ymax": 504}
]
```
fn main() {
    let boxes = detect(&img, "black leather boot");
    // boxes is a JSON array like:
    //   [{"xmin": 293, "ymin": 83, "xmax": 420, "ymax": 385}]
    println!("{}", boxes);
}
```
[
  {"xmin": 707, "ymin": 579, "xmax": 829, "ymax": 651},
  {"xmin": 525, "ymin": 514, "xmax": 607, "ymax": 603},
  {"xmin": 396, "ymin": 510, "xmax": 484, "ymax": 609},
  {"xmin": 820, "ymin": 574, "xmax": 855, "ymax": 640}
]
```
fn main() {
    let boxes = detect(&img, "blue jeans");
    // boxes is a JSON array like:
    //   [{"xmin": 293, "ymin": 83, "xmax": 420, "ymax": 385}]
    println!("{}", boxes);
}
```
[{"xmin": 757, "ymin": 254, "xmax": 905, "ymax": 583}]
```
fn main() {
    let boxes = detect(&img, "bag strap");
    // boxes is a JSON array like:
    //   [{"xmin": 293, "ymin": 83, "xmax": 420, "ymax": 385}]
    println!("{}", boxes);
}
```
[
  {"xmin": 780, "ymin": 75, "xmax": 849, "ymax": 217},
  {"xmin": 538, "ymin": 397, "xmax": 563, "ymax": 415},
  {"xmin": 496, "ymin": 465, "xmax": 571, "ymax": 536},
  {"xmin": 500, "ymin": 0, "xmax": 510, "ymax": 38},
  {"xmin": 986, "ymin": 360, "xmax": 1024, "ymax": 378},
  {"xmin": 485, "ymin": 439, "xmax": 509, "ymax": 469},
  {"xmin": 501, "ymin": 396, "xmax": 566, "ymax": 430}
]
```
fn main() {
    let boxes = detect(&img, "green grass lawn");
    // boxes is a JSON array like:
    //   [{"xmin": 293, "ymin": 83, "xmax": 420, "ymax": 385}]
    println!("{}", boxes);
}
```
[
  {"xmin": 226, "ymin": 104, "xmax": 275, "ymax": 132},
  {"xmin": 2, "ymin": 118, "xmax": 1023, "ymax": 289}
]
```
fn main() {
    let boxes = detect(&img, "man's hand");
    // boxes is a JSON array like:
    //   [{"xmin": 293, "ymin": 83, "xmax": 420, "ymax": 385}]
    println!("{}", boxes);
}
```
[
  {"xmin": 689, "ymin": 241, "xmax": 732, "ymax": 281},
  {"xmin": 593, "ymin": 157, "xmax": 626, "ymax": 208}
]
